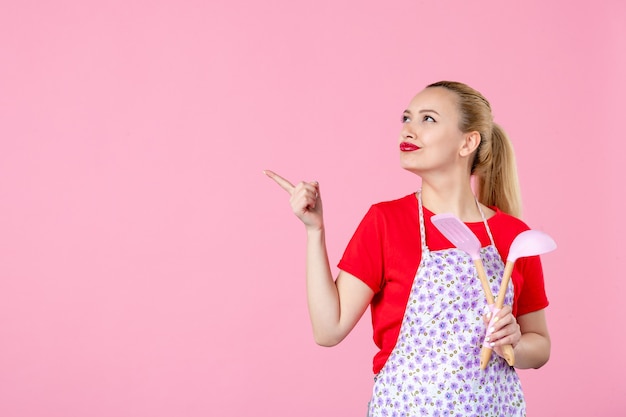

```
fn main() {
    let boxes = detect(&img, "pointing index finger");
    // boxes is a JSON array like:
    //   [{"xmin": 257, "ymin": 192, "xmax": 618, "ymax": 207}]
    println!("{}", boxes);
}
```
[{"xmin": 264, "ymin": 170, "xmax": 295, "ymax": 194}]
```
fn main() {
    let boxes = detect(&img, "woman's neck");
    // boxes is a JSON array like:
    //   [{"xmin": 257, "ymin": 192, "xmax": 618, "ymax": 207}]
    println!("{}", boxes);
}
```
[{"xmin": 420, "ymin": 179, "xmax": 484, "ymax": 222}]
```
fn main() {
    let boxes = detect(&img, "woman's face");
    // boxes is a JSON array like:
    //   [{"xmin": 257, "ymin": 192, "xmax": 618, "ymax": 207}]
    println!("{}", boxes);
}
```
[{"xmin": 399, "ymin": 87, "xmax": 467, "ymax": 176}]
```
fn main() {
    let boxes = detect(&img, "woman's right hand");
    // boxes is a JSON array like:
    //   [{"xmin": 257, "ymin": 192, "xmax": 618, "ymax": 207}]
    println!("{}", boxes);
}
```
[{"xmin": 264, "ymin": 170, "xmax": 323, "ymax": 231}]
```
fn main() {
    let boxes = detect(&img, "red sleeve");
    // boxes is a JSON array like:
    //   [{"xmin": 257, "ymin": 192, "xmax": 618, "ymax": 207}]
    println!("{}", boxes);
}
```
[
  {"xmin": 337, "ymin": 205, "xmax": 385, "ymax": 293},
  {"xmin": 514, "ymin": 255, "xmax": 549, "ymax": 316}
]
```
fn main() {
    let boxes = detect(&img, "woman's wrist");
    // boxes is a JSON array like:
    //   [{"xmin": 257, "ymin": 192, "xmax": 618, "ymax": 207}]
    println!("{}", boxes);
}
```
[{"xmin": 306, "ymin": 224, "xmax": 325, "ymax": 235}]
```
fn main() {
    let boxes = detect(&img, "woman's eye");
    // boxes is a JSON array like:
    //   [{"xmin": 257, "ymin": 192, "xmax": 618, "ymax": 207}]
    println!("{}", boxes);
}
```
[
  {"xmin": 423, "ymin": 115, "xmax": 435, "ymax": 122},
  {"xmin": 401, "ymin": 115, "xmax": 410, "ymax": 123}
]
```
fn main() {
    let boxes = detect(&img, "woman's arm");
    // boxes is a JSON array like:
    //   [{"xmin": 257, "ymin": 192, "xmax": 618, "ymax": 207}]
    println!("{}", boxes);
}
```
[
  {"xmin": 306, "ymin": 228, "xmax": 374, "ymax": 346},
  {"xmin": 265, "ymin": 170, "xmax": 374, "ymax": 346},
  {"xmin": 512, "ymin": 309, "xmax": 551, "ymax": 369}
]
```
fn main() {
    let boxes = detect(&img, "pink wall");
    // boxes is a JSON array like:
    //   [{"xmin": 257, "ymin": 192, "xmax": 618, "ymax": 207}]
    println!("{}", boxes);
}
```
[{"xmin": 1, "ymin": 1, "xmax": 624, "ymax": 416}]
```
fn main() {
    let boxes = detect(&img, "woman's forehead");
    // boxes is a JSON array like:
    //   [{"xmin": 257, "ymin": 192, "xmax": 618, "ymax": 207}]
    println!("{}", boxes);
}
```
[{"xmin": 407, "ymin": 87, "xmax": 458, "ymax": 115}]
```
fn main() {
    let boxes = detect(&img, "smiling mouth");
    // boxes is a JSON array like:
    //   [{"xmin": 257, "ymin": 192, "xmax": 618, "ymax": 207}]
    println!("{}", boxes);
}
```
[{"xmin": 400, "ymin": 142, "xmax": 420, "ymax": 152}]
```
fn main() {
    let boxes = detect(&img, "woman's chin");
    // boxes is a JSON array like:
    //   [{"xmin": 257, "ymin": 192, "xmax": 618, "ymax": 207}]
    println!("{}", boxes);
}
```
[{"xmin": 400, "ymin": 159, "xmax": 421, "ymax": 172}]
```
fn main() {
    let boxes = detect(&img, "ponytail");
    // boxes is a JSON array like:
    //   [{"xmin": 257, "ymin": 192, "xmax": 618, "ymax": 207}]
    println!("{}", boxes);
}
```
[
  {"xmin": 474, "ymin": 123, "xmax": 522, "ymax": 218},
  {"xmin": 427, "ymin": 81, "xmax": 523, "ymax": 218}
]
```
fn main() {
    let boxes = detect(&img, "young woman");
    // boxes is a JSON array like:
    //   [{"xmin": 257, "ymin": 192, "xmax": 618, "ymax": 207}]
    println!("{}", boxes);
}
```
[{"xmin": 265, "ymin": 81, "xmax": 550, "ymax": 416}]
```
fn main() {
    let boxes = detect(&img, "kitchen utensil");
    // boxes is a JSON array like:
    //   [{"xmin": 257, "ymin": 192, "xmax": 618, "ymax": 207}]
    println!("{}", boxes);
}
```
[
  {"xmin": 481, "ymin": 229, "xmax": 557, "ymax": 369},
  {"xmin": 431, "ymin": 213, "xmax": 515, "ymax": 368},
  {"xmin": 431, "ymin": 213, "xmax": 495, "ymax": 304}
]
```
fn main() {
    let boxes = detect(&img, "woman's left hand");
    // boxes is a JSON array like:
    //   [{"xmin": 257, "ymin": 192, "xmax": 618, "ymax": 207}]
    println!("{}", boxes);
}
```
[{"xmin": 483, "ymin": 305, "xmax": 521, "ymax": 357}]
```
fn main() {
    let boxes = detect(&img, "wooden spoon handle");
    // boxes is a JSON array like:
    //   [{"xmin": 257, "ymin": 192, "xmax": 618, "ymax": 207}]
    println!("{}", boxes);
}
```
[
  {"xmin": 479, "ymin": 345, "xmax": 492, "ymax": 370},
  {"xmin": 495, "ymin": 262, "xmax": 514, "ymax": 309},
  {"xmin": 480, "ymin": 342, "xmax": 515, "ymax": 368},
  {"xmin": 501, "ymin": 344, "xmax": 515, "ymax": 366},
  {"xmin": 473, "ymin": 259, "xmax": 495, "ymax": 305},
  {"xmin": 496, "ymin": 261, "xmax": 516, "ymax": 366},
  {"xmin": 475, "ymin": 258, "xmax": 496, "ymax": 370},
  {"xmin": 476, "ymin": 260, "xmax": 517, "ymax": 368}
]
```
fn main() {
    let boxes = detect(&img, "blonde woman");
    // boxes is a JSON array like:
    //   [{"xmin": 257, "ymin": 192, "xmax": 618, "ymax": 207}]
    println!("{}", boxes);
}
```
[{"xmin": 265, "ymin": 81, "xmax": 550, "ymax": 416}]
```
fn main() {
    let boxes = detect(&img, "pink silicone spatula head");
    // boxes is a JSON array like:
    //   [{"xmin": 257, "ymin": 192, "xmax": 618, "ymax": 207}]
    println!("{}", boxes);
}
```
[
  {"xmin": 431, "ymin": 213, "xmax": 495, "ymax": 306},
  {"xmin": 507, "ymin": 229, "xmax": 557, "ymax": 263},
  {"xmin": 431, "ymin": 213, "xmax": 481, "ymax": 260}
]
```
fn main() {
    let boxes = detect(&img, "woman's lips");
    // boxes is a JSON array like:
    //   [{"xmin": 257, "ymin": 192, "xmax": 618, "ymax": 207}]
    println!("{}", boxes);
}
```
[{"xmin": 400, "ymin": 142, "xmax": 420, "ymax": 152}]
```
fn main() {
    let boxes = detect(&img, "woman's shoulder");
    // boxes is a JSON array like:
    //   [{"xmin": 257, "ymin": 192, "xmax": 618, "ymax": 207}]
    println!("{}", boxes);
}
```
[
  {"xmin": 488, "ymin": 208, "xmax": 533, "ymax": 251},
  {"xmin": 489, "ymin": 207, "xmax": 531, "ymax": 232},
  {"xmin": 371, "ymin": 193, "xmax": 417, "ymax": 212},
  {"xmin": 359, "ymin": 194, "xmax": 418, "ymax": 228}
]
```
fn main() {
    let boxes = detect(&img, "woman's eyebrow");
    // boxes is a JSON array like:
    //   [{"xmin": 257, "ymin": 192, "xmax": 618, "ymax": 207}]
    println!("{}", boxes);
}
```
[
  {"xmin": 419, "ymin": 109, "xmax": 440, "ymax": 115},
  {"xmin": 403, "ymin": 109, "xmax": 441, "ymax": 115}
]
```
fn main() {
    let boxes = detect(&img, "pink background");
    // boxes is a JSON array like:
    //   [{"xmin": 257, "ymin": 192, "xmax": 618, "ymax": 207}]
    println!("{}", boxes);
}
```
[{"xmin": 1, "ymin": 1, "xmax": 624, "ymax": 416}]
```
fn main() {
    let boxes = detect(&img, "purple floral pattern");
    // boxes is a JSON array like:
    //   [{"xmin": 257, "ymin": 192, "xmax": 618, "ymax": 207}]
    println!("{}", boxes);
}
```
[{"xmin": 367, "ymin": 195, "xmax": 525, "ymax": 416}]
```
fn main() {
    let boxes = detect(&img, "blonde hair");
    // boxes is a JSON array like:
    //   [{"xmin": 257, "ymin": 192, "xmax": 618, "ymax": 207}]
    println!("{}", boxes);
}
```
[{"xmin": 427, "ymin": 81, "xmax": 522, "ymax": 218}]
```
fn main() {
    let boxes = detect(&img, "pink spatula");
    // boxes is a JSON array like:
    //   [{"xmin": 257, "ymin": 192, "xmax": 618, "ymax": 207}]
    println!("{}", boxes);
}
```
[
  {"xmin": 431, "ymin": 213, "xmax": 515, "ymax": 369},
  {"xmin": 482, "ymin": 229, "xmax": 557, "ymax": 367}
]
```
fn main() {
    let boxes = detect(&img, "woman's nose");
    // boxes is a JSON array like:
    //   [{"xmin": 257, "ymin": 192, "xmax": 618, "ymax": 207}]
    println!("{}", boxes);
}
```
[{"xmin": 401, "ymin": 124, "xmax": 415, "ymax": 140}]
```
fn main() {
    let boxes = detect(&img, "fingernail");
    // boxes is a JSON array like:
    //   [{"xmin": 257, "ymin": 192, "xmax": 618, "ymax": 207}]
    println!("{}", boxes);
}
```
[
  {"xmin": 493, "ymin": 317, "xmax": 499, "ymax": 323},
  {"xmin": 489, "ymin": 327, "xmax": 495, "ymax": 333},
  {"xmin": 490, "ymin": 342, "xmax": 495, "ymax": 347},
  {"xmin": 485, "ymin": 336, "xmax": 490, "ymax": 342}
]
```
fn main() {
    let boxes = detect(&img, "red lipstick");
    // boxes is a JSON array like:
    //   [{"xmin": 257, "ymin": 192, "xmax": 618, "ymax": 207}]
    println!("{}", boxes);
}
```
[{"xmin": 400, "ymin": 142, "xmax": 420, "ymax": 152}]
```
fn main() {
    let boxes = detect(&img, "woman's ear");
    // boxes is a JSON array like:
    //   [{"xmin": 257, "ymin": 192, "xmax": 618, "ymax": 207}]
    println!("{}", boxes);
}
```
[{"xmin": 460, "ymin": 131, "xmax": 481, "ymax": 157}]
